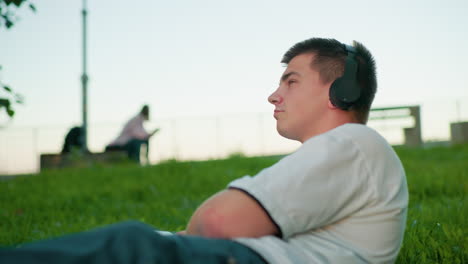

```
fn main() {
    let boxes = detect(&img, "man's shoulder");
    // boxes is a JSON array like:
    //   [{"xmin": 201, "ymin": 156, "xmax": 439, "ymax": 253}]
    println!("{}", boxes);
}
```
[
  {"xmin": 331, "ymin": 123, "xmax": 380, "ymax": 138},
  {"xmin": 301, "ymin": 123, "xmax": 385, "ymax": 151},
  {"xmin": 329, "ymin": 123, "xmax": 391, "ymax": 151}
]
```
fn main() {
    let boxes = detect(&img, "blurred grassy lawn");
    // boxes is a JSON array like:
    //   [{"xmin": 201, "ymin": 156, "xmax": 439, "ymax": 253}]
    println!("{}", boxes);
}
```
[{"xmin": 1, "ymin": 145, "xmax": 467, "ymax": 263}]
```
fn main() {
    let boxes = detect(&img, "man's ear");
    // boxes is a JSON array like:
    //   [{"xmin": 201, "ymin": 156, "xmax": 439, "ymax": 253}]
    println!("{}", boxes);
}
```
[{"xmin": 328, "ymin": 99, "xmax": 338, "ymax": 109}]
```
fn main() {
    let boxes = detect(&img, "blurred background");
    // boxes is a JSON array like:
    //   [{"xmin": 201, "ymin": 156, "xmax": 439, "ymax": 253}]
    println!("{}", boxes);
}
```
[{"xmin": 1, "ymin": 0, "xmax": 467, "ymax": 175}]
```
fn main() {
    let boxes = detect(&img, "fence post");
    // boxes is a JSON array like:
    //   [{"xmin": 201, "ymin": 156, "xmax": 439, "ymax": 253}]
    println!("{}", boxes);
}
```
[
  {"xmin": 33, "ymin": 127, "xmax": 40, "ymax": 173},
  {"xmin": 216, "ymin": 116, "xmax": 222, "ymax": 158},
  {"xmin": 172, "ymin": 119, "xmax": 178, "ymax": 159},
  {"xmin": 258, "ymin": 113, "xmax": 265, "ymax": 155}
]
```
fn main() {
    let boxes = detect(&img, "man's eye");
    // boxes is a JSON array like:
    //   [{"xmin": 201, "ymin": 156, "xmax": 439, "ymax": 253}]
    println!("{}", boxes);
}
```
[{"xmin": 288, "ymin": 80, "xmax": 296, "ymax": 85}]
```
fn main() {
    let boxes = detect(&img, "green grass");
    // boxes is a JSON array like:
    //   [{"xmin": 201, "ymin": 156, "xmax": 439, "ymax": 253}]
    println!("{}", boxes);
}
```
[
  {"xmin": 1, "ymin": 145, "xmax": 467, "ymax": 263},
  {"xmin": 394, "ymin": 144, "xmax": 467, "ymax": 263}
]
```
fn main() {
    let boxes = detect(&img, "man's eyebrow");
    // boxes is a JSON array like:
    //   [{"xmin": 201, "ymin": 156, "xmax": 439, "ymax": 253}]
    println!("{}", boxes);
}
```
[{"xmin": 280, "ymin": 71, "xmax": 300, "ymax": 82}]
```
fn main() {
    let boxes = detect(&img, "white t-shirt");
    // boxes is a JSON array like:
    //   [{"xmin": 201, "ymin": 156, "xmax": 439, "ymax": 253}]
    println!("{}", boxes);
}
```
[{"xmin": 228, "ymin": 123, "xmax": 408, "ymax": 264}]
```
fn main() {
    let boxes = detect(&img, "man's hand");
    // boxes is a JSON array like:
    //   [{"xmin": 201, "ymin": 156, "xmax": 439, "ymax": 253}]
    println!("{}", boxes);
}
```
[{"xmin": 185, "ymin": 189, "xmax": 279, "ymax": 238}]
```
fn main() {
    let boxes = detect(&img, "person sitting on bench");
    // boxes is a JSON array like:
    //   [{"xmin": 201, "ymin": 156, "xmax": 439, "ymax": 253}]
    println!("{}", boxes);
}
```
[{"xmin": 105, "ymin": 105, "xmax": 159, "ymax": 163}]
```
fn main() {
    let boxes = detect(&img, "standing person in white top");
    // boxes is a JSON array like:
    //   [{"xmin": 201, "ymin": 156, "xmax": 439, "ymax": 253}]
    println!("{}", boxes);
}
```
[
  {"xmin": 0, "ymin": 38, "xmax": 408, "ymax": 264},
  {"xmin": 105, "ymin": 105, "xmax": 159, "ymax": 163}
]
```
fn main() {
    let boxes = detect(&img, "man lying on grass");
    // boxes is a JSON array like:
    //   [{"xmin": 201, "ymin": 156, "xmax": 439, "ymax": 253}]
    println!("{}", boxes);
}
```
[{"xmin": 0, "ymin": 37, "xmax": 408, "ymax": 264}]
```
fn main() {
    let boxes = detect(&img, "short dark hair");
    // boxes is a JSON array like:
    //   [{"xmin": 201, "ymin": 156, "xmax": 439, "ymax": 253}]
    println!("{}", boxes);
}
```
[
  {"xmin": 281, "ymin": 38, "xmax": 377, "ymax": 123},
  {"xmin": 141, "ymin": 105, "xmax": 149, "ymax": 118}
]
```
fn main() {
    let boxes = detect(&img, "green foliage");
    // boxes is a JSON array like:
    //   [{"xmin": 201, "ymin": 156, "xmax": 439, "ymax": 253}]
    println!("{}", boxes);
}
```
[
  {"xmin": 0, "ymin": 145, "xmax": 467, "ymax": 263},
  {"xmin": 227, "ymin": 151, "xmax": 247, "ymax": 159},
  {"xmin": 0, "ymin": 0, "xmax": 36, "ymax": 29},
  {"xmin": 0, "ymin": 80, "xmax": 24, "ymax": 118},
  {"xmin": 1, "ymin": 0, "xmax": 34, "ymax": 120}
]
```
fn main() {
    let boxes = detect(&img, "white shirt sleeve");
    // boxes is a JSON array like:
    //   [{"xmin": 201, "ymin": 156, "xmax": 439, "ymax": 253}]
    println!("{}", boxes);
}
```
[{"xmin": 228, "ymin": 131, "xmax": 372, "ymax": 239}]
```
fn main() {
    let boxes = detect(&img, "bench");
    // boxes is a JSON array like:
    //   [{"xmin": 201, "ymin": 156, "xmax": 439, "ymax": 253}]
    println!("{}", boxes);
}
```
[{"xmin": 40, "ymin": 151, "xmax": 129, "ymax": 171}]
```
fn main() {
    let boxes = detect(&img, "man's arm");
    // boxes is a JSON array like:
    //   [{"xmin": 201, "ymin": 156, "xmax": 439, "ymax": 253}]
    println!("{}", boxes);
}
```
[{"xmin": 185, "ymin": 188, "xmax": 279, "ymax": 238}]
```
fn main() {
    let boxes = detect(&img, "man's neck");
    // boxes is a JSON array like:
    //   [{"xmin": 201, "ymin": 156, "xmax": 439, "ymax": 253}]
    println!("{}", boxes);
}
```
[{"xmin": 300, "ymin": 112, "xmax": 357, "ymax": 143}]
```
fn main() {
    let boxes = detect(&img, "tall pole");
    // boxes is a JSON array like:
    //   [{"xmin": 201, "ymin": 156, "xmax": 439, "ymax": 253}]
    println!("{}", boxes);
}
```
[{"xmin": 81, "ymin": 0, "xmax": 89, "ymax": 152}]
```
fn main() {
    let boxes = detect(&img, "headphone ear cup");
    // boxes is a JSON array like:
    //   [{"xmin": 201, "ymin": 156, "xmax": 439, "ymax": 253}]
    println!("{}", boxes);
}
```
[
  {"xmin": 329, "ymin": 79, "xmax": 340, "ymax": 108},
  {"xmin": 329, "ymin": 52, "xmax": 361, "ymax": 110},
  {"xmin": 329, "ymin": 77, "xmax": 359, "ymax": 110}
]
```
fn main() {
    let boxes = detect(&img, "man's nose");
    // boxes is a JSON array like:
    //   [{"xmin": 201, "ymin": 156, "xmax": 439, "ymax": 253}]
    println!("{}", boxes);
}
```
[{"xmin": 268, "ymin": 89, "xmax": 282, "ymax": 105}]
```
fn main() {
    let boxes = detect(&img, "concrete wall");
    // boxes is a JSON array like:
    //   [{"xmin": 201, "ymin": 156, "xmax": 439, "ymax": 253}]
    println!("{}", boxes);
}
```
[{"xmin": 450, "ymin": 122, "xmax": 468, "ymax": 144}]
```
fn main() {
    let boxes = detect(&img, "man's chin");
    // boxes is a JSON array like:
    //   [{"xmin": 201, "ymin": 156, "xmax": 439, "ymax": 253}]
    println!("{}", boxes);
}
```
[{"xmin": 277, "ymin": 127, "xmax": 299, "ymax": 141}]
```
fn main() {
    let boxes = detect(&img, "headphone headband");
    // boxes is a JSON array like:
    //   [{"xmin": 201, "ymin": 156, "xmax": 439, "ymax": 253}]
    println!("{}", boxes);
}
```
[{"xmin": 343, "ymin": 44, "xmax": 356, "ymax": 54}]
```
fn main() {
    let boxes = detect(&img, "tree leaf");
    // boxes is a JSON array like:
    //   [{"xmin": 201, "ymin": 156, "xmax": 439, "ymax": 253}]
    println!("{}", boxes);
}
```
[
  {"xmin": 6, "ymin": 107, "xmax": 14, "ymax": 117},
  {"xmin": 15, "ymin": 94, "xmax": 24, "ymax": 104},
  {"xmin": 12, "ymin": 0, "xmax": 25, "ymax": 8},
  {"xmin": 29, "ymin": 4, "xmax": 36, "ymax": 12},
  {"xmin": 0, "ymin": 98, "xmax": 11, "ymax": 108},
  {"xmin": 3, "ymin": 85, "xmax": 12, "ymax": 92},
  {"xmin": 5, "ymin": 19, "xmax": 14, "ymax": 28}
]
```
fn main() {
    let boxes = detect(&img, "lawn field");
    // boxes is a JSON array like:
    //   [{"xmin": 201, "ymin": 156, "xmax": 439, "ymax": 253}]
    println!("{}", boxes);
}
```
[{"xmin": 1, "ymin": 144, "xmax": 467, "ymax": 263}]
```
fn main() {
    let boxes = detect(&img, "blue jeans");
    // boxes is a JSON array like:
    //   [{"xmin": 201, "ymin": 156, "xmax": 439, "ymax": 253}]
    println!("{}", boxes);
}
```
[{"xmin": 0, "ymin": 221, "xmax": 267, "ymax": 264}]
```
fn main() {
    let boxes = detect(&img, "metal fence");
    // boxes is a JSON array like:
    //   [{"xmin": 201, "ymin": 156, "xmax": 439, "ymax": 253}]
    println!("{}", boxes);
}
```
[
  {"xmin": 0, "ymin": 113, "xmax": 300, "ymax": 175},
  {"xmin": 1, "ymin": 99, "xmax": 467, "ymax": 175}
]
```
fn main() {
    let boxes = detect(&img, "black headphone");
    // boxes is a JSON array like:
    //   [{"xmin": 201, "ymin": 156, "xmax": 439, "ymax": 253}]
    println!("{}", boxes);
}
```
[{"xmin": 329, "ymin": 44, "xmax": 361, "ymax": 110}]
